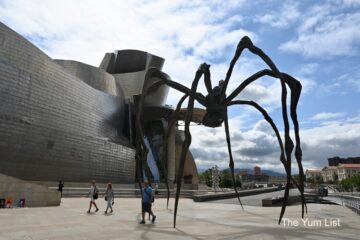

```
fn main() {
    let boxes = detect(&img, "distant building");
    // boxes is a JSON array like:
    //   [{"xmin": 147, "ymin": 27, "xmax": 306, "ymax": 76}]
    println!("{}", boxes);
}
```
[
  {"xmin": 305, "ymin": 169, "xmax": 322, "ymax": 181},
  {"xmin": 239, "ymin": 170, "xmax": 248, "ymax": 176},
  {"xmin": 239, "ymin": 173, "xmax": 269, "ymax": 182},
  {"xmin": 254, "ymin": 174, "xmax": 269, "ymax": 182},
  {"xmin": 328, "ymin": 156, "xmax": 360, "ymax": 166},
  {"xmin": 239, "ymin": 173, "xmax": 254, "ymax": 182},
  {"xmin": 337, "ymin": 164, "xmax": 360, "ymax": 181},
  {"xmin": 268, "ymin": 175, "xmax": 287, "ymax": 184},
  {"xmin": 322, "ymin": 166, "xmax": 338, "ymax": 182},
  {"xmin": 254, "ymin": 166, "xmax": 261, "ymax": 176}
]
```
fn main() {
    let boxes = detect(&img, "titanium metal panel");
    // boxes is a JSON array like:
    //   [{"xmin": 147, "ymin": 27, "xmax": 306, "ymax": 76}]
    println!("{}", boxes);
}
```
[{"xmin": 0, "ymin": 23, "xmax": 135, "ymax": 183}]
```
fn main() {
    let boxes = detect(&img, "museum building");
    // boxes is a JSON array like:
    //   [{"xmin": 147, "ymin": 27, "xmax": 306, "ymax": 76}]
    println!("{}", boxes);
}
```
[{"xmin": 0, "ymin": 22, "xmax": 198, "ymax": 187}]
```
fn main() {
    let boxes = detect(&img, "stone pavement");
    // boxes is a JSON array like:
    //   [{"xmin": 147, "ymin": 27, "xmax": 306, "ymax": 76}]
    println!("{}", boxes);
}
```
[
  {"xmin": 208, "ymin": 189, "xmax": 300, "ymax": 206},
  {"xmin": 0, "ymin": 198, "xmax": 359, "ymax": 240}
]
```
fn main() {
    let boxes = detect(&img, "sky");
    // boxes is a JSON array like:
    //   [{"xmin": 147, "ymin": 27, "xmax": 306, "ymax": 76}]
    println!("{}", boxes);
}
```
[{"xmin": 1, "ymin": 0, "xmax": 360, "ymax": 174}]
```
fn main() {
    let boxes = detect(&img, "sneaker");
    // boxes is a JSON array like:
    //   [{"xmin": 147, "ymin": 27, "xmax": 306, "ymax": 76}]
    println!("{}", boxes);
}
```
[
  {"xmin": 110, "ymin": 210, "xmax": 113, "ymax": 213},
  {"xmin": 151, "ymin": 216, "xmax": 156, "ymax": 223},
  {"xmin": 87, "ymin": 210, "xmax": 90, "ymax": 213},
  {"xmin": 104, "ymin": 211, "xmax": 107, "ymax": 214},
  {"xmin": 139, "ymin": 220, "xmax": 145, "ymax": 224},
  {"xmin": 95, "ymin": 208, "xmax": 99, "ymax": 212}
]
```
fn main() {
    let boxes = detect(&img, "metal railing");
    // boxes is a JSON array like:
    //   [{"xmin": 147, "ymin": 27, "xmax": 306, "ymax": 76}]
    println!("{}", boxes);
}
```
[
  {"xmin": 340, "ymin": 195, "xmax": 360, "ymax": 214},
  {"xmin": 328, "ymin": 193, "xmax": 360, "ymax": 214}
]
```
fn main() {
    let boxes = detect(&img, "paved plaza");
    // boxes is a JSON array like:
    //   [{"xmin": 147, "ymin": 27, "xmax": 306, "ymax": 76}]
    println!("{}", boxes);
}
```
[{"xmin": 0, "ymin": 197, "xmax": 359, "ymax": 240}]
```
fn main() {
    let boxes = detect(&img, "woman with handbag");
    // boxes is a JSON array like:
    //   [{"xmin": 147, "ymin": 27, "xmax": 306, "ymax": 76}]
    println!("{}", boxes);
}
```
[
  {"xmin": 87, "ymin": 180, "xmax": 99, "ymax": 213},
  {"xmin": 104, "ymin": 182, "xmax": 114, "ymax": 214}
]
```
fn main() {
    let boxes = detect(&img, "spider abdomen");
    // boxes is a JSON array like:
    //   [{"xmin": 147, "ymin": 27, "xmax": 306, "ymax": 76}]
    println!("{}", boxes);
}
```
[{"xmin": 202, "ymin": 106, "xmax": 226, "ymax": 128}]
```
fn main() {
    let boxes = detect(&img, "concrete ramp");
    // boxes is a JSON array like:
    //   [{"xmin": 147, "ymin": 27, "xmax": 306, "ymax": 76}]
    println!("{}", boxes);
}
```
[{"xmin": 0, "ymin": 174, "xmax": 60, "ymax": 207}]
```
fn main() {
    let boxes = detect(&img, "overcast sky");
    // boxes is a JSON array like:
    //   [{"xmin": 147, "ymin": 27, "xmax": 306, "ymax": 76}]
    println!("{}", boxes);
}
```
[{"xmin": 1, "ymin": 0, "xmax": 360, "ymax": 174}]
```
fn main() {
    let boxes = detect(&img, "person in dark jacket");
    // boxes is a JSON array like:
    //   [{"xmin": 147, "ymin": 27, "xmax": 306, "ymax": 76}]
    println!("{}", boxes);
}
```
[{"xmin": 58, "ymin": 180, "xmax": 64, "ymax": 198}]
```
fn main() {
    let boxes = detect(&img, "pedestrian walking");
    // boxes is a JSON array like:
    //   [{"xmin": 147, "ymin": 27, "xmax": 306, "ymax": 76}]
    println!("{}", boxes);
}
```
[
  {"xmin": 104, "ymin": 183, "xmax": 114, "ymax": 214},
  {"xmin": 87, "ymin": 180, "xmax": 99, "ymax": 213},
  {"xmin": 58, "ymin": 180, "xmax": 64, "ymax": 198},
  {"xmin": 140, "ymin": 181, "xmax": 156, "ymax": 224}
]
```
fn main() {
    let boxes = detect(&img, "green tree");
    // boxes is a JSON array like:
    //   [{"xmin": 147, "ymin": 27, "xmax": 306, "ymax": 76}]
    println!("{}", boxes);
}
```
[
  {"xmin": 198, "ymin": 168, "xmax": 212, "ymax": 187},
  {"xmin": 219, "ymin": 169, "xmax": 241, "ymax": 188},
  {"xmin": 340, "ymin": 174, "xmax": 360, "ymax": 191}
]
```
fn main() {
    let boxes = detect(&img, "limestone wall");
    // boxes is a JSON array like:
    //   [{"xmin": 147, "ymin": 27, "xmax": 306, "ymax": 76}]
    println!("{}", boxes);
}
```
[
  {"xmin": 175, "ymin": 131, "xmax": 199, "ymax": 187},
  {"xmin": 0, "ymin": 174, "xmax": 60, "ymax": 207}
]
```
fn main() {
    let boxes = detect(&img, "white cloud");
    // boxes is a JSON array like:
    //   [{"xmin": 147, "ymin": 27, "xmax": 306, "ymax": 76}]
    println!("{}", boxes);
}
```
[
  {"xmin": 296, "ymin": 63, "xmax": 319, "ymax": 75},
  {"xmin": 192, "ymin": 28, "xmax": 255, "ymax": 60},
  {"xmin": 346, "ymin": 69, "xmax": 360, "ymax": 92},
  {"xmin": 280, "ymin": 3, "xmax": 360, "ymax": 58},
  {"xmin": 301, "ymin": 121, "xmax": 360, "ymax": 169},
  {"xmin": 311, "ymin": 112, "xmax": 346, "ymax": 121},
  {"xmin": 0, "ymin": 0, "xmax": 252, "ymax": 101},
  {"xmin": 256, "ymin": 1, "xmax": 300, "ymax": 28},
  {"xmin": 349, "ymin": 79, "xmax": 360, "ymax": 92},
  {"xmin": 1, "ymin": 0, "xmax": 308, "ymax": 111},
  {"xmin": 253, "ymin": 119, "xmax": 274, "ymax": 134},
  {"xmin": 190, "ymin": 114, "xmax": 360, "ymax": 173},
  {"xmin": 316, "ymin": 68, "xmax": 360, "ymax": 96},
  {"xmin": 318, "ymin": 81, "xmax": 346, "ymax": 95},
  {"xmin": 228, "ymin": 73, "xmax": 315, "ymax": 114},
  {"xmin": 0, "ymin": 0, "xmax": 267, "ymax": 114},
  {"xmin": 343, "ymin": 0, "xmax": 360, "ymax": 6},
  {"xmin": 189, "ymin": 116, "xmax": 283, "ymax": 171}
]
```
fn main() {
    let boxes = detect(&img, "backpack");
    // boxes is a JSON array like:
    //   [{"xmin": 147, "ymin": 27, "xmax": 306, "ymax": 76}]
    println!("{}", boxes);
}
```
[{"xmin": 93, "ymin": 187, "xmax": 98, "ymax": 199}]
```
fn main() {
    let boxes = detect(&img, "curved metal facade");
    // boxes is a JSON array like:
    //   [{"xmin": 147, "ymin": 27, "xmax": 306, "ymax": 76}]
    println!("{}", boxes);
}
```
[{"xmin": 0, "ymin": 23, "xmax": 169, "ymax": 183}]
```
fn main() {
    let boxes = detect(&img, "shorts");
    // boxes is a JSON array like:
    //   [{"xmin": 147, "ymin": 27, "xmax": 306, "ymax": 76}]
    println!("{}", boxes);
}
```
[{"xmin": 142, "ymin": 202, "xmax": 152, "ymax": 213}]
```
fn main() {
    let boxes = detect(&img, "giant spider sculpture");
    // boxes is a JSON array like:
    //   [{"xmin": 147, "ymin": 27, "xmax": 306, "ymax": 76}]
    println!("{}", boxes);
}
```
[{"xmin": 135, "ymin": 36, "xmax": 306, "ymax": 228}]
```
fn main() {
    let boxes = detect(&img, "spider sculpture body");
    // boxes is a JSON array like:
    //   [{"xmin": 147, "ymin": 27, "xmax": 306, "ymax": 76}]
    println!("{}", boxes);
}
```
[
  {"xmin": 201, "ymin": 81, "xmax": 226, "ymax": 127},
  {"xmin": 135, "ymin": 36, "xmax": 306, "ymax": 228}
]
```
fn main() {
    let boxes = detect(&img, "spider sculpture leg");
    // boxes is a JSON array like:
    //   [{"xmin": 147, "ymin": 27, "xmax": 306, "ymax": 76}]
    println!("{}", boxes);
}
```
[
  {"xmin": 134, "ymin": 132, "xmax": 155, "ymax": 201},
  {"xmin": 224, "ymin": 111, "xmax": 244, "ymax": 209},
  {"xmin": 173, "ymin": 63, "xmax": 210, "ymax": 228},
  {"xmin": 138, "ymin": 71, "xmax": 176, "ymax": 186},
  {"xmin": 135, "ymin": 147, "xmax": 144, "ymax": 200},
  {"xmin": 226, "ymin": 69, "xmax": 307, "ymax": 218},
  {"xmin": 135, "ymin": 71, "xmax": 157, "ymax": 186},
  {"xmin": 135, "ymin": 68, "xmax": 207, "ymax": 226},
  {"xmin": 226, "ymin": 69, "xmax": 307, "ymax": 217},
  {"xmin": 161, "ymin": 94, "xmax": 189, "ymax": 208},
  {"xmin": 220, "ymin": 36, "xmax": 304, "ymax": 223},
  {"xmin": 228, "ymin": 100, "xmax": 304, "ymax": 207},
  {"xmin": 241, "ymin": 42, "xmax": 294, "ymax": 226},
  {"xmin": 282, "ymin": 73, "xmax": 307, "ymax": 216},
  {"xmin": 134, "ymin": 126, "xmax": 152, "ymax": 200},
  {"xmin": 135, "ymin": 69, "xmax": 171, "ymax": 203},
  {"xmin": 226, "ymin": 101, "xmax": 288, "ymax": 223}
]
